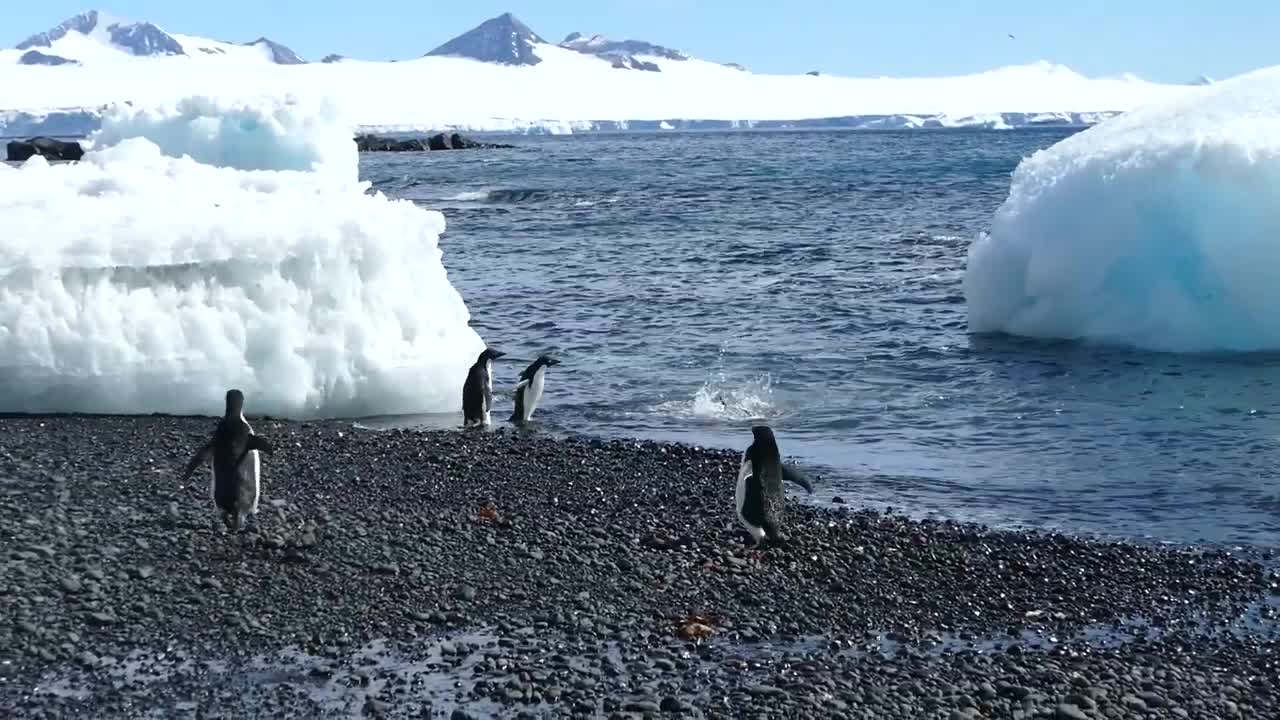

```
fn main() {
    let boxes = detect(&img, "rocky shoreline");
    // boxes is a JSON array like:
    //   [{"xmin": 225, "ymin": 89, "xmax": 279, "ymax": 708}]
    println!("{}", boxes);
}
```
[
  {"xmin": 1, "ymin": 416, "xmax": 1276, "ymax": 719},
  {"xmin": 4, "ymin": 133, "xmax": 512, "ymax": 164}
]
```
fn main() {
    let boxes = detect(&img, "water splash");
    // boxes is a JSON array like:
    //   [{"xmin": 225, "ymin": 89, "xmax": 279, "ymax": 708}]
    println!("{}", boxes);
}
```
[{"xmin": 654, "ymin": 371, "xmax": 782, "ymax": 423}]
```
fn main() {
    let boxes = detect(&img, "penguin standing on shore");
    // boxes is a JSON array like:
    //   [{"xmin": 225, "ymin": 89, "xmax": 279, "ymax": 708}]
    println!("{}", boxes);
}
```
[
  {"xmin": 463, "ymin": 348, "xmax": 506, "ymax": 428},
  {"xmin": 510, "ymin": 355, "xmax": 561, "ymax": 427},
  {"xmin": 735, "ymin": 425, "xmax": 815, "ymax": 547},
  {"xmin": 178, "ymin": 389, "xmax": 275, "ymax": 532}
]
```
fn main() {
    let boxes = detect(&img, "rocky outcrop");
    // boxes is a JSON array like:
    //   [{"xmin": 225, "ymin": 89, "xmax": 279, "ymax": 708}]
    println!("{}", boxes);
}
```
[
  {"xmin": 321, "ymin": 54, "xmax": 345, "ymax": 64},
  {"xmin": 560, "ymin": 33, "xmax": 688, "ymax": 61},
  {"xmin": 354, "ymin": 133, "xmax": 514, "ymax": 152},
  {"xmin": 558, "ymin": 32, "xmax": 688, "ymax": 73},
  {"xmin": 18, "ymin": 50, "xmax": 78, "ymax": 66},
  {"xmin": 426, "ymin": 13, "xmax": 546, "ymax": 66},
  {"xmin": 245, "ymin": 37, "xmax": 305, "ymax": 64},
  {"xmin": 6, "ymin": 137, "xmax": 85, "ymax": 162}
]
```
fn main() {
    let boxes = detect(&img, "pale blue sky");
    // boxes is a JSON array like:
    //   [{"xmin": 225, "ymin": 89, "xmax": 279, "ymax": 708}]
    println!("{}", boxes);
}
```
[{"xmin": 7, "ymin": 1, "xmax": 1276, "ymax": 82}]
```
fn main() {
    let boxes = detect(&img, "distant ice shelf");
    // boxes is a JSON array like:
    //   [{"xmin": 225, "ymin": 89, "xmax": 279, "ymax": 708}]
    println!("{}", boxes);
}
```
[{"xmin": 1, "ymin": 107, "xmax": 1125, "ymax": 140}]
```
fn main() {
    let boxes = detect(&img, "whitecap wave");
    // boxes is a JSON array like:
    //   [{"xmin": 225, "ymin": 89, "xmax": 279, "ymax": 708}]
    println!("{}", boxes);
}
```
[{"xmin": 0, "ymin": 95, "xmax": 484, "ymax": 417}]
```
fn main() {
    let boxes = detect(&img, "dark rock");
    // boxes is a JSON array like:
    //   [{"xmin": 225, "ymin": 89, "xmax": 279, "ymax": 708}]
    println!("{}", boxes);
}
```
[
  {"xmin": 1055, "ymin": 705, "xmax": 1089, "ymax": 720},
  {"xmin": 7, "ymin": 137, "xmax": 84, "ymax": 163},
  {"xmin": 354, "ymin": 133, "xmax": 513, "ymax": 152},
  {"xmin": 19, "ymin": 50, "xmax": 78, "ymax": 66}
]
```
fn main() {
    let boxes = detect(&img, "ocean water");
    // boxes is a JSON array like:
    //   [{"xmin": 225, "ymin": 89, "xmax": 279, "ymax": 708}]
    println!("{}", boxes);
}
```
[{"xmin": 360, "ymin": 129, "xmax": 1280, "ymax": 549}]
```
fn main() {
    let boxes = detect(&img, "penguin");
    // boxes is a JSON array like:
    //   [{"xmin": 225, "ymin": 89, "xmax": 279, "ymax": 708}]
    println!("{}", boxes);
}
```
[
  {"xmin": 510, "ymin": 354, "xmax": 561, "ymax": 427},
  {"xmin": 463, "ymin": 348, "xmax": 506, "ymax": 428},
  {"xmin": 735, "ymin": 425, "xmax": 815, "ymax": 547},
  {"xmin": 178, "ymin": 389, "xmax": 275, "ymax": 532}
]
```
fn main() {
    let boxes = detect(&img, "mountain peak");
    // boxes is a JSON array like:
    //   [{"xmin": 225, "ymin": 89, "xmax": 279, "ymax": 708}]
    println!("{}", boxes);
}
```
[
  {"xmin": 426, "ymin": 12, "xmax": 547, "ymax": 66},
  {"xmin": 15, "ymin": 9, "xmax": 185, "ymax": 57},
  {"xmin": 245, "ymin": 37, "xmax": 305, "ymax": 65}
]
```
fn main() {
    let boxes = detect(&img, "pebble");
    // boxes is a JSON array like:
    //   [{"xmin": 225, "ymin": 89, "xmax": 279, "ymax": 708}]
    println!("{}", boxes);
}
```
[{"xmin": 0, "ymin": 416, "xmax": 1274, "ymax": 720}]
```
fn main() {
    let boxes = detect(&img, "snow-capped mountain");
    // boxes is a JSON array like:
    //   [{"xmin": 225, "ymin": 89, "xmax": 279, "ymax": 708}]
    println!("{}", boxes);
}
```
[
  {"xmin": 0, "ymin": 10, "xmax": 1212, "ymax": 139},
  {"xmin": 422, "ymin": 15, "xmax": 702, "ymax": 73},
  {"xmin": 425, "ymin": 12, "xmax": 546, "ymax": 66},
  {"xmin": 8, "ymin": 10, "xmax": 307, "ymax": 66}
]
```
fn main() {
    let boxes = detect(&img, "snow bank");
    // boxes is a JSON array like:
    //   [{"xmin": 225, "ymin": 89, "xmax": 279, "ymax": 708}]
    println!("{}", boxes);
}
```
[
  {"xmin": 964, "ymin": 66, "xmax": 1280, "ymax": 352},
  {"xmin": 0, "ymin": 95, "xmax": 484, "ymax": 417},
  {"xmin": 89, "ymin": 95, "xmax": 357, "ymax": 180}
]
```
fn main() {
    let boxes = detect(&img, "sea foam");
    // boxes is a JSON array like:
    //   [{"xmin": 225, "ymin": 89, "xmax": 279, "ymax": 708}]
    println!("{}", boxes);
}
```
[
  {"xmin": 0, "ymin": 95, "xmax": 484, "ymax": 417},
  {"xmin": 964, "ymin": 66, "xmax": 1280, "ymax": 352}
]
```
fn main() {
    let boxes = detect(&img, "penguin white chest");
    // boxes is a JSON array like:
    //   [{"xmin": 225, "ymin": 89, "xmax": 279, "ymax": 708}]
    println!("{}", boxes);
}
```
[
  {"xmin": 483, "ymin": 359, "xmax": 494, "ymax": 423},
  {"xmin": 240, "ymin": 414, "xmax": 262, "ymax": 515},
  {"xmin": 735, "ymin": 452, "xmax": 766, "ymax": 542},
  {"xmin": 523, "ymin": 366, "xmax": 546, "ymax": 420}
]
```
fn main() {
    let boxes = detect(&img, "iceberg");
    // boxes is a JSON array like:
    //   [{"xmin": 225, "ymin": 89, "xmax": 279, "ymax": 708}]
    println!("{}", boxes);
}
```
[
  {"xmin": 0, "ymin": 95, "xmax": 484, "ymax": 417},
  {"xmin": 964, "ymin": 66, "xmax": 1280, "ymax": 353}
]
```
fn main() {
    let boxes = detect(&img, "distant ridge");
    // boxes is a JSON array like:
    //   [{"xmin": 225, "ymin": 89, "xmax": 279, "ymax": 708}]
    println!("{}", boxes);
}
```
[{"xmin": 12, "ymin": 9, "xmax": 310, "ymax": 65}]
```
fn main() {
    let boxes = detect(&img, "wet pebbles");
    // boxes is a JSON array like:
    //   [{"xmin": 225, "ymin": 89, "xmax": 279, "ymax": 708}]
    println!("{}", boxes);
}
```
[{"xmin": 1, "ymin": 416, "xmax": 1276, "ymax": 718}]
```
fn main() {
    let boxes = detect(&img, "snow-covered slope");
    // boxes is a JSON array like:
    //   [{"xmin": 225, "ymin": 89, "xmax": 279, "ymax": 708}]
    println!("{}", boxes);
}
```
[{"xmin": 2, "ymin": 10, "xmax": 1216, "ymax": 137}]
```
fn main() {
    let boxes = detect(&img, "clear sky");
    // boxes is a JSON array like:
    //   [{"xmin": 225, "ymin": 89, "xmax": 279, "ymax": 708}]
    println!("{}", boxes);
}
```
[{"xmin": 6, "ymin": 1, "xmax": 1276, "ymax": 83}]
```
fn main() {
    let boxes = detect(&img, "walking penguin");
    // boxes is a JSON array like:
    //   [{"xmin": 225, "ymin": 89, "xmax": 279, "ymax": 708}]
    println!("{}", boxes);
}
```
[
  {"xmin": 735, "ymin": 425, "xmax": 816, "ymax": 547},
  {"xmin": 179, "ymin": 389, "xmax": 275, "ymax": 532},
  {"xmin": 510, "ymin": 354, "xmax": 561, "ymax": 427}
]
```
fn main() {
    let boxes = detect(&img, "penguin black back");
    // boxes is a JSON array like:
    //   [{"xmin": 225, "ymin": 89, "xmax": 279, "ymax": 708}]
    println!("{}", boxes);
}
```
[
  {"xmin": 463, "ymin": 348, "xmax": 505, "ymax": 427},
  {"xmin": 736, "ymin": 425, "xmax": 815, "ymax": 546},
  {"xmin": 179, "ymin": 388, "xmax": 275, "ymax": 531}
]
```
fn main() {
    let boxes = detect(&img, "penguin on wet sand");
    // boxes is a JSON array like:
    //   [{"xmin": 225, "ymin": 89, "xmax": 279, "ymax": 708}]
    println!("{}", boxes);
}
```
[
  {"xmin": 178, "ymin": 389, "xmax": 275, "ymax": 532},
  {"xmin": 463, "ymin": 347, "xmax": 506, "ymax": 428},
  {"xmin": 735, "ymin": 425, "xmax": 816, "ymax": 547},
  {"xmin": 510, "ymin": 354, "xmax": 561, "ymax": 427}
]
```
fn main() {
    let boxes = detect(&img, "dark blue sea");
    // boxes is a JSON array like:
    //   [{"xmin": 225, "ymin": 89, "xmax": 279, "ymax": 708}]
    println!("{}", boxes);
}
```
[{"xmin": 359, "ymin": 129, "xmax": 1280, "ymax": 550}]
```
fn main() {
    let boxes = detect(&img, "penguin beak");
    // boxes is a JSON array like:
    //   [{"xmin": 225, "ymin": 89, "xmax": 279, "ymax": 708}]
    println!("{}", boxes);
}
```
[
  {"xmin": 547, "ymin": 358, "xmax": 561, "ymax": 366},
  {"xmin": 493, "ymin": 350, "xmax": 507, "ymax": 358}
]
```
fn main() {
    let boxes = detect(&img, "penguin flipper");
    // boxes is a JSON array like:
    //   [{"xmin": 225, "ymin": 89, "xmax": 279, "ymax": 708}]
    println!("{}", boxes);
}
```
[
  {"xmin": 782, "ymin": 463, "xmax": 816, "ymax": 493},
  {"xmin": 510, "ymin": 382, "xmax": 529, "ymax": 424},
  {"xmin": 247, "ymin": 434, "xmax": 274, "ymax": 455},
  {"xmin": 179, "ymin": 440, "xmax": 213, "ymax": 484}
]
